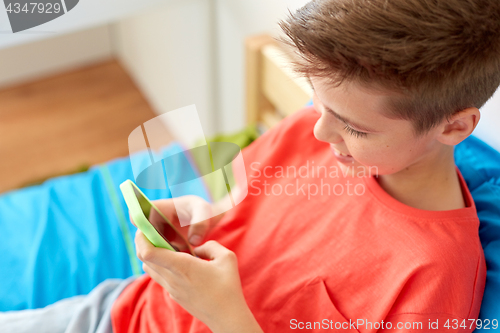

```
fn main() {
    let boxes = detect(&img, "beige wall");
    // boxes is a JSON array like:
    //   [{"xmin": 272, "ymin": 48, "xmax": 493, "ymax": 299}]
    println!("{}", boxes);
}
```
[
  {"xmin": 474, "ymin": 88, "xmax": 500, "ymax": 151},
  {"xmin": 0, "ymin": 0, "xmax": 166, "ymax": 49},
  {"xmin": 112, "ymin": 0, "xmax": 216, "ymax": 139},
  {"xmin": 0, "ymin": 25, "xmax": 113, "ymax": 89},
  {"xmin": 214, "ymin": 0, "xmax": 310, "ymax": 133}
]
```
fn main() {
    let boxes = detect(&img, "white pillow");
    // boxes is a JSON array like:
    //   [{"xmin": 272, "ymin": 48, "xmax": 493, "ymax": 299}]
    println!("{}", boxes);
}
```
[{"xmin": 473, "ymin": 87, "xmax": 500, "ymax": 152}]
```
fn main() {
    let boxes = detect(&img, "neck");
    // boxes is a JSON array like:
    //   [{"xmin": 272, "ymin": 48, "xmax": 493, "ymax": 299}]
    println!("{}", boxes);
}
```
[{"xmin": 377, "ymin": 145, "xmax": 465, "ymax": 211}]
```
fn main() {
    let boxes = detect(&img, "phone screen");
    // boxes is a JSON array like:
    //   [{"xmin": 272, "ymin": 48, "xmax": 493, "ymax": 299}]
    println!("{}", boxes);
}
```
[{"xmin": 132, "ymin": 187, "xmax": 191, "ymax": 253}]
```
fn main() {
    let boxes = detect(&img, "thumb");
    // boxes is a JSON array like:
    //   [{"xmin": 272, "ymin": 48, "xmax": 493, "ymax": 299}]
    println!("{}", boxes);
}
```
[
  {"xmin": 193, "ymin": 240, "xmax": 231, "ymax": 261},
  {"xmin": 176, "ymin": 195, "xmax": 212, "ymax": 227},
  {"xmin": 187, "ymin": 219, "xmax": 211, "ymax": 246}
]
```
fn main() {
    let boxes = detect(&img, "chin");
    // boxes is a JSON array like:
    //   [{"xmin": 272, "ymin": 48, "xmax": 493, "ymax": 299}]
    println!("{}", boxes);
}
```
[
  {"xmin": 335, "ymin": 159, "xmax": 382, "ymax": 178},
  {"xmin": 335, "ymin": 160, "xmax": 359, "ymax": 177},
  {"xmin": 369, "ymin": 165, "xmax": 406, "ymax": 177}
]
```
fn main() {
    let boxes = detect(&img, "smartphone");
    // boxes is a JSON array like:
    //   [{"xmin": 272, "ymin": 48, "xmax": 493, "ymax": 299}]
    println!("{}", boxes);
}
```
[{"xmin": 119, "ymin": 179, "xmax": 195, "ymax": 256}]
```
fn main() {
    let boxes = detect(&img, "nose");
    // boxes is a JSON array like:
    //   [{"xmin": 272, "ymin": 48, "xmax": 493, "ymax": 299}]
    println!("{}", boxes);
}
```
[
  {"xmin": 329, "ymin": 133, "xmax": 344, "ymax": 144},
  {"xmin": 328, "ymin": 130, "xmax": 344, "ymax": 144},
  {"xmin": 314, "ymin": 111, "xmax": 344, "ymax": 144}
]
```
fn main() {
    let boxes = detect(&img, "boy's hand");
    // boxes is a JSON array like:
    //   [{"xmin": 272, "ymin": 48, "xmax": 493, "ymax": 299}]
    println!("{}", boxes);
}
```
[
  {"xmin": 129, "ymin": 195, "xmax": 215, "ymax": 249},
  {"xmin": 135, "ymin": 231, "xmax": 263, "ymax": 333},
  {"xmin": 149, "ymin": 196, "xmax": 214, "ymax": 246}
]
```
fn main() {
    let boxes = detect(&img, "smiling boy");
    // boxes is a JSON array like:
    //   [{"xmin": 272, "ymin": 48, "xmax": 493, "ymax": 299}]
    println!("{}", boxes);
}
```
[
  {"xmin": 109, "ymin": 0, "xmax": 499, "ymax": 331},
  {"xmin": 1, "ymin": 0, "xmax": 498, "ymax": 332},
  {"xmin": 114, "ymin": 0, "xmax": 499, "ymax": 332}
]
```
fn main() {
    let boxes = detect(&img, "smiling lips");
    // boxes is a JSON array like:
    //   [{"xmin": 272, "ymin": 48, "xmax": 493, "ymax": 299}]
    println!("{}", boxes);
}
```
[
  {"xmin": 330, "ymin": 145, "xmax": 352, "ymax": 157},
  {"xmin": 330, "ymin": 144, "xmax": 355, "ymax": 163}
]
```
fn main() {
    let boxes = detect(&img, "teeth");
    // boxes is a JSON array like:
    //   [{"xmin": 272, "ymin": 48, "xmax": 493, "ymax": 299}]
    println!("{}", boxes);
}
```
[{"xmin": 333, "ymin": 147, "xmax": 350, "ymax": 157}]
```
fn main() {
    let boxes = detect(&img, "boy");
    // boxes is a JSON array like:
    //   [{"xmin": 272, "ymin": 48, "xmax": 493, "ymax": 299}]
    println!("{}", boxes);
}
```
[
  {"xmin": 1, "ymin": 0, "xmax": 498, "ymax": 332},
  {"xmin": 111, "ymin": 0, "xmax": 496, "ymax": 331}
]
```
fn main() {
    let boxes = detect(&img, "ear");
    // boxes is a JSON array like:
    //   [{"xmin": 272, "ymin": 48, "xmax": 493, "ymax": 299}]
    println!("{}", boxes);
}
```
[{"xmin": 436, "ymin": 107, "xmax": 480, "ymax": 146}]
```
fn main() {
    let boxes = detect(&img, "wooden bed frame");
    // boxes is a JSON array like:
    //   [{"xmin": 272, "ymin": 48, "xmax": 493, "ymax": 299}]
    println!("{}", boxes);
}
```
[{"xmin": 245, "ymin": 34, "xmax": 313, "ymax": 130}]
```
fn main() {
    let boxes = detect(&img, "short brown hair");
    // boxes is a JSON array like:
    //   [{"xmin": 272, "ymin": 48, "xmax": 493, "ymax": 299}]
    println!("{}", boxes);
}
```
[{"xmin": 278, "ymin": 0, "xmax": 500, "ymax": 134}]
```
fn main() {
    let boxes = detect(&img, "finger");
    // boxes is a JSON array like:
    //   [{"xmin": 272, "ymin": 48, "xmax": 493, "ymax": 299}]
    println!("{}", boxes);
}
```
[
  {"xmin": 135, "ymin": 230, "xmax": 194, "ymax": 272},
  {"xmin": 135, "ymin": 229, "xmax": 154, "ymax": 263},
  {"xmin": 144, "ymin": 264, "xmax": 180, "ymax": 302},
  {"xmin": 188, "ymin": 198, "xmax": 212, "ymax": 226},
  {"xmin": 143, "ymin": 259, "xmax": 173, "ymax": 277},
  {"xmin": 135, "ymin": 229, "xmax": 172, "ymax": 264},
  {"xmin": 187, "ymin": 219, "xmax": 210, "ymax": 246},
  {"xmin": 151, "ymin": 199, "xmax": 176, "ymax": 215},
  {"xmin": 171, "ymin": 196, "xmax": 209, "ymax": 228},
  {"xmin": 143, "ymin": 262, "xmax": 171, "ymax": 290},
  {"xmin": 149, "ymin": 200, "xmax": 178, "ymax": 227},
  {"xmin": 193, "ymin": 240, "xmax": 234, "ymax": 261}
]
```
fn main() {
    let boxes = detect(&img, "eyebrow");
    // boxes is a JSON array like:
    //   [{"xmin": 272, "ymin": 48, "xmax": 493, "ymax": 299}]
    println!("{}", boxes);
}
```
[
  {"xmin": 309, "ymin": 80, "xmax": 378, "ymax": 133},
  {"xmin": 324, "ymin": 106, "xmax": 378, "ymax": 133}
]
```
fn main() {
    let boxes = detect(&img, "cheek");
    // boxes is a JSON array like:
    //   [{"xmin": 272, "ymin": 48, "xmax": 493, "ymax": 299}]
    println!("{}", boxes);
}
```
[
  {"xmin": 347, "ymin": 140, "xmax": 408, "ymax": 172},
  {"xmin": 352, "ymin": 138, "xmax": 425, "ymax": 174}
]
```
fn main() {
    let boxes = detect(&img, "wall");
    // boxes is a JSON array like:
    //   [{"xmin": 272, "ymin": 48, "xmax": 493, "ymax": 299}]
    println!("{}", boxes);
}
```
[
  {"xmin": 0, "ymin": 0, "xmax": 166, "ymax": 49},
  {"xmin": 0, "ymin": 25, "xmax": 112, "ymax": 88},
  {"xmin": 214, "ymin": 0, "xmax": 310, "ymax": 133},
  {"xmin": 0, "ymin": 0, "xmax": 167, "ymax": 88},
  {"xmin": 112, "ymin": 0, "xmax": 216, "ymax": 141},
  {"xmin": 473, "ymin": 88, "xmax": 500, "ymax": 152}
]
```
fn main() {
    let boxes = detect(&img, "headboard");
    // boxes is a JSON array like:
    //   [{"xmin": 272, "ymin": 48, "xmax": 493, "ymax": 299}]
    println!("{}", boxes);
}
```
[{"xmin": 245, "ymin": 34, "xmax": 313, "ymax": 130}]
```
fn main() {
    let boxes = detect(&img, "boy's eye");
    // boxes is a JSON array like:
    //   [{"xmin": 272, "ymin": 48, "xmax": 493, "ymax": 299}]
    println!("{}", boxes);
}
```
[
  {"xmin": 343, "ymin": 124, "xmax": 368, "ymax": 138},
  {"xmin": 324, "ymin": 107, "xmax": 369, "ymax": 138}
]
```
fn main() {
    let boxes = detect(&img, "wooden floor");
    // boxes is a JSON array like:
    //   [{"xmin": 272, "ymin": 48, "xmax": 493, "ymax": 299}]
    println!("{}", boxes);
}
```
[{"xmin": 0, "ymin": 60, "xmax": 173, "ymax": 193}]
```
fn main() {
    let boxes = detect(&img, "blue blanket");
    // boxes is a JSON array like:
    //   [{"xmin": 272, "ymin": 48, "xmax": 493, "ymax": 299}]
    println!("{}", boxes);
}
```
[
  {"xmin": 0, "ymin": 143, "xmax": 210, "ymax": 311},
  {"xmin": 455, "ymin": 136, "xmax": 500, "ymax": 328}
]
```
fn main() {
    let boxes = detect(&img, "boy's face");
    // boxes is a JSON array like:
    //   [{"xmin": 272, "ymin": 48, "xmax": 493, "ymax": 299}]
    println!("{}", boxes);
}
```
[{"xmin": 310, "ymin": 76, "xmax": 443, "ymax": 176}]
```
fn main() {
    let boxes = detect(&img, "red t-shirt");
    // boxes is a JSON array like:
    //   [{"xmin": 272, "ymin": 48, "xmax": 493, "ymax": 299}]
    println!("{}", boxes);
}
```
[{"xmin": 111, "ymin": 106, "xmax": 486, "ymax": 332}]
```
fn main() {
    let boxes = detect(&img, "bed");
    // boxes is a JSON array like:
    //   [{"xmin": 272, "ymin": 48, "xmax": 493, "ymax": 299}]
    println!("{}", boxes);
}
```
[{"xmin": 245, "ymin": 34, "xmax": 313, "ymax": 131}]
